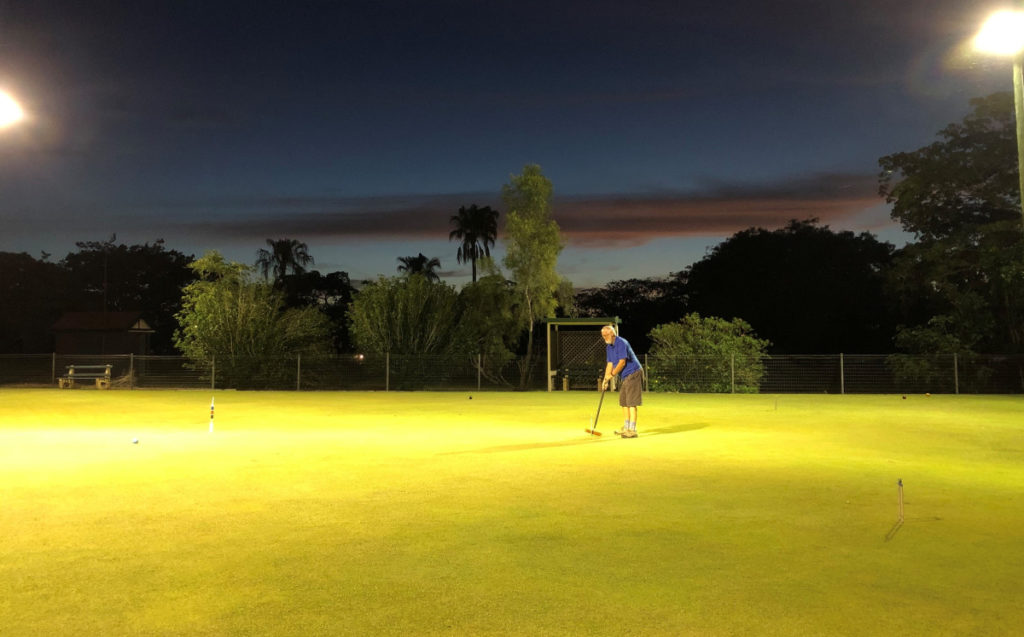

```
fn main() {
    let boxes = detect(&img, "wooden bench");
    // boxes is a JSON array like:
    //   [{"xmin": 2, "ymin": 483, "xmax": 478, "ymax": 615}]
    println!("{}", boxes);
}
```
[{"xmin": 58, "ymin": 364, "xmax": 113, "ymax": 389}]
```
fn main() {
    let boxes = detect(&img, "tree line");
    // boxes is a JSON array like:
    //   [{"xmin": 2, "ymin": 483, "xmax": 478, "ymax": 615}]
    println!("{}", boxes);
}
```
[{"xmin": 1, "ymin": 93, "xmax": 1022, "ymax": 384}]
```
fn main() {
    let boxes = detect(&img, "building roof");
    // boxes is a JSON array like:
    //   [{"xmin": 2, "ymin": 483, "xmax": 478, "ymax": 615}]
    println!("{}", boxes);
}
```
[
  {"xmin": 52, "ymin": 311, "xmax": 154, "ymax": 332},
  {"xmin": 541, "ymin": 317, "xmax": 620, "ymax": 325}
]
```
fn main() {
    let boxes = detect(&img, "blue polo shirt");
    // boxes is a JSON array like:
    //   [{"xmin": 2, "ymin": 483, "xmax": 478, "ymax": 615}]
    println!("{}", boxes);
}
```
[{"xmin": 607, "ymin": 336, "xmax": 642, "ymax": 380}]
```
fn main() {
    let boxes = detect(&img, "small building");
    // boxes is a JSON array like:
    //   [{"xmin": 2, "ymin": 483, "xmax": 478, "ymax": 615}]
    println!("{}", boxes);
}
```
[{"xmin": 51, "ymin": 311, "xmax": 154, "ymax": 355}]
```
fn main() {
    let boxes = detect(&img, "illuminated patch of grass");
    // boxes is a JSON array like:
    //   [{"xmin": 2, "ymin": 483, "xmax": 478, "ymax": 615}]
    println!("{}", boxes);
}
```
[{"xmin": 1, "ymin": 390, "xmax": 1021, "ymax": 635}]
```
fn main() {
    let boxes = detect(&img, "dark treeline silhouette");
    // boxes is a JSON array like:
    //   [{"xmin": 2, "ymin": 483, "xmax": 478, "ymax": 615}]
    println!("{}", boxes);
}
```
[
  {"xmin": 0, "ymin": 251, "xmax": 67, "ymax": 353},
  {"xmin": 0, "ymin": 218, "xmax": 1009, "ymax": 358},
  {"xmin": 575, "ymin": 219, "xmax": 897, "ymax": 355},
  {"xmin": 1, "ymin": 238, "xmax": 194, "ymax": 354},
  {"xmin": 684, "ymin": 219, "xmax": 898, "ymax": 354},
  {"xmin": 0, "ymin": 237, "xmax": 361, "ymax": 355}
]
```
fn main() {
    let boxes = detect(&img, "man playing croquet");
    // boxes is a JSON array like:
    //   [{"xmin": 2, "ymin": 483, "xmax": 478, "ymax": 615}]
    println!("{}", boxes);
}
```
[{"xmin": 601, "ymin": 325, "xmax": 642, "ymax": 438}]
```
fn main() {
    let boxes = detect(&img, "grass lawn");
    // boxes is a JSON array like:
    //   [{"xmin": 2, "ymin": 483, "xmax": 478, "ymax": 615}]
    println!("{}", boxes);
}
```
[{"xmin": 1, "ymin": 389, "xmax": 1022, "ymax": 636}]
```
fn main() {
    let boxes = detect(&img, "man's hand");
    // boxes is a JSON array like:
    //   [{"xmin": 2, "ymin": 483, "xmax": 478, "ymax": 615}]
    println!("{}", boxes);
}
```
[{"xmin": 602, "ymin": 376, "xmax": 612, "ymax": 390}]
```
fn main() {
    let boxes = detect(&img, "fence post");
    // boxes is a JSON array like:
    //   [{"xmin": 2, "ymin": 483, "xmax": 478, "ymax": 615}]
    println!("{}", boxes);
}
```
[
  {"xmin": 840, "ymin": 353, "xmax": 845, "ymax": 395},
  {"xmin": 954, "ymin": 353, "xmax": 959, "ymax": 395},
  {"xmin": 211, "ymin": 355, "xmax": 216, "ymax": 391},
  {"xmin": 385, "ymin": 352, "xmax": 390, "ymax": 392},
  {"xmin": 129, "ymin": 353, "xmax": 134, "ymax": 390},
  {"xmin": 297, "ymin": 353, "xmax": 302, "ymax": 391},
  {"xmin": 477, "ymin": 353, "xmax": 482, "ymax": 391},
  {"xmin": 51, "ymin": 352, "xmax": 56, "ymax": 386},
  {"xmin": 644, "ymin": 354, "xmax": 648, "ymax": 391},
  {"xmin": 730, "ymin": 354, "xmax": 735, "ymax": 393}
]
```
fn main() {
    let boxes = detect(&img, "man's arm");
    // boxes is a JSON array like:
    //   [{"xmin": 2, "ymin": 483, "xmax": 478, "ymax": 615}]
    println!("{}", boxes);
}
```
[{"xmin": 603, "ymin": 359, "xmax": 625, "ymax": 387}]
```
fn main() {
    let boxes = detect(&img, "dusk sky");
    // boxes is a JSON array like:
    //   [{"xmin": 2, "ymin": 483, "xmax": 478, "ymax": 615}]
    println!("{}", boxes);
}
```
[{"xmin": 0, "ymin": 0, "xmax": 1016, "ymax": 287}]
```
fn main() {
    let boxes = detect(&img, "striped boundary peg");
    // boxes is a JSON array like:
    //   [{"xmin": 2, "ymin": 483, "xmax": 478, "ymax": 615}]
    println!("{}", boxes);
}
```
[{"xmin": 897, "ymin": 478, "xmax": 904, "ymax": 522}]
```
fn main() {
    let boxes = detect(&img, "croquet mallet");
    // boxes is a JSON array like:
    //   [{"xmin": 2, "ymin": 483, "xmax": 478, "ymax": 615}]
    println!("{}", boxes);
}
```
[{"xmin": 585, "ymin": 379, "xmax": 606, "ymax": 436}]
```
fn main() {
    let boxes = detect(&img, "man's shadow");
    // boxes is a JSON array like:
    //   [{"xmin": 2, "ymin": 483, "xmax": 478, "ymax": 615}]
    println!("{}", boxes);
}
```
[{"xmin": 440, "ymin": 423, "xmax": 708, "ymax": 455}]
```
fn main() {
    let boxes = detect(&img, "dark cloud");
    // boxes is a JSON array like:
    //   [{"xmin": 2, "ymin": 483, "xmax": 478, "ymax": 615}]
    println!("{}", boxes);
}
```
[
  {"xmin": 171, "ymin": 172, "xmax": 883, "ymax": 247},
  {"xmin": 177, "ymin": 193, "xmax": 493, "ymax": 240},
  {"xmin": 552, "ymin": 172, "xmax": 884, "ymax": 246}
]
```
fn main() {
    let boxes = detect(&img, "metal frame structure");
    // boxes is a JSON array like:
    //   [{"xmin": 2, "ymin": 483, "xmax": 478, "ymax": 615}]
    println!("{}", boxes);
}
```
[{"xmin": 542, "ymin": 317, "xmax": 620, "ymax": 391}]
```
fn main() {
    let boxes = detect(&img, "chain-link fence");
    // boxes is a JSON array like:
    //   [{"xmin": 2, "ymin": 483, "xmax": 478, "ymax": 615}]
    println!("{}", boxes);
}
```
[
  {"xmin": 1, "ymin": 353, "xmax": 1022, "ymax": 393},
  {"xmin": 0, "ymin": 353, "xmax": 545, "ymax": 391}
]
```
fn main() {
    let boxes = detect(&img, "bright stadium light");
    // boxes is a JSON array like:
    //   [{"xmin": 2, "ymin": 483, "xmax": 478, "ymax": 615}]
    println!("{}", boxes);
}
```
[
  {"xmin": 0, "ymin": 90, "xmax": 25, "ymax": 128},
  {"xmin": 974, "ymin": 10, "xmax": 1024, "ymax": 56},
  {"xmin": 974, "ymin": 9, "xmax": 1024, "ymax": 229}
]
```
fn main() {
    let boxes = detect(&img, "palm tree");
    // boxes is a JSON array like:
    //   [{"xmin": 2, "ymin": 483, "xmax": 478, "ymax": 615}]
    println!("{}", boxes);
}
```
[
  {"xmin": 449, "ymin": 204, "xmax": 499, "ymax": 283},
  {"xmin": 256, "ymin": 238, "xmax": 313, "ymax": 285},
  {"xmin": 396, "ymin": 253, "xmax": 442, "ymax": 282}
]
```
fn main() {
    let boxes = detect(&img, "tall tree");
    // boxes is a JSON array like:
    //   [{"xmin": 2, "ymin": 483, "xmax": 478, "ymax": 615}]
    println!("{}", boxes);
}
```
[
  {"xmin": 449, "ymin": 204, "xmax": 499, "ymax": 283},
  {"xmin": 879, "ymin": 92, "xmax": 1020, "ymax": 240},
  {"xmin": 501, "ymin": 164, "xmax": 564, "ymax": 388},
  {"xmin": 0, "ymin": 252, "xmax": 65, "ymax": 353},
  {"xmin": 279, "ymin": 270, "xmax": 357, "ymax": 353},
  {"xmin": 647, "ymin": 313, "xmax": 770, "ymax": 393},
  {"xmin": 348, "ymin": 274, "xmax": 461, "ymax": 389},
  {"xmin": 396, "ymin": 253, "xmax": 442, "ymax": 282},
  {"xmin": 348, "ymin": 275, "xmax": 461, "ymax": 356},
  {"xmin": 175, "ymin": 251, "xmax": 331, "ymax": 388},
  {"xmin": 879, "ymin": 92, "xmax": 1024, "ymax": 357},
  {"xmin": 60, "ymin": 237, "xmax": 196, "ymax": 354},
  {"xmin": 456, "ymin": 272, "xmax": 519, "ymax": 385},
  {"xmin": 256, "ymin": 238, "xmax": 313, "ymax": 285}
]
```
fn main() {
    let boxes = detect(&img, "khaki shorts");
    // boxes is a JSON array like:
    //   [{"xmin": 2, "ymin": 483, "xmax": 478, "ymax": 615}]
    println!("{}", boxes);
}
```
[{"xmin": 618, "ymin": 371, "xmax": 643, "ymax": 407}]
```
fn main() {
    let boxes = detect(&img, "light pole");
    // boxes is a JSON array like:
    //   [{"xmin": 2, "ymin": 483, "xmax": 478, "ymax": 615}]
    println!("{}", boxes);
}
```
[{"xmin": 974, "ymin": 9, "xmax": 1024, "ymax": 229}]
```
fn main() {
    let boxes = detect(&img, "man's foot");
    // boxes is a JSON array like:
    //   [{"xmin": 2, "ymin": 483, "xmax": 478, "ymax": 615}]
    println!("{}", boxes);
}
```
[{"xmin": 621, "ymin": 430, "xmax": 638, "ymax": 438}]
